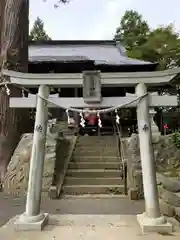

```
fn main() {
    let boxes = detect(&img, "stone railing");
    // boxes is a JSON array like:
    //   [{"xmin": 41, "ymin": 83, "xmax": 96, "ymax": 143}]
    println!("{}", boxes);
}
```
[
  {"xmin": 122, "ymin": 133, "xmax": 180, "ymax": 196},
  {"xmin": 121, "ymin": 135, "xmax": 143, "ymax": 200},
  {"xmin": 2, "ymin": 120, "xmax": 72, "ymax": 198},
  {"xmin": 122, "ymin": 133, "xmax": 180, "ymax": 221}
]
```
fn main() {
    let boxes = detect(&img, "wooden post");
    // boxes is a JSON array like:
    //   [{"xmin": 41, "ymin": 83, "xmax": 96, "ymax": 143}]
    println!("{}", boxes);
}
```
[
  {"xmin": 136, "ymin": 83, "xmax": 171, "ymax": 234},
  {"xmin": 15, "ymin": 85, "xmax": 49, "ymax": 230}
]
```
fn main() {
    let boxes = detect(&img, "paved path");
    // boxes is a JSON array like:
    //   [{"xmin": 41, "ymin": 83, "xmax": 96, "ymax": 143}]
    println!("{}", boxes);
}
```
[
  {"xmin": 0, "ymin": 193, "xmax": 144, "ymax": 226},
  {"xmin": 1, "ymin": 193, "xmax": 180, "ymax": 239},
  {"xmin": 1, "ymin": 214, "xmax": 180, "ymax": 240}
]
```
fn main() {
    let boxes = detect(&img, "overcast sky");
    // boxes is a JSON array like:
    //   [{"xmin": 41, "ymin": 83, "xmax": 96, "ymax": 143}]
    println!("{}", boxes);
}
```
[{"xmin": 29, "ymin": 0, "xmax": 180, "ymax": 40}]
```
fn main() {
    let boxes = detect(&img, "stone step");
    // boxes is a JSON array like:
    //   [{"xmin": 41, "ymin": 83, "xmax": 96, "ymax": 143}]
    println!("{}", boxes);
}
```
[
  {"xmin": 78, "ymin": 136, "xmax": 114, "ymax": 139},
  {"xmin": 77, "ymin": 137, "xmax": 115, "ymax": 143},
  {"xmin": 73, "ymin": 150, "xmax": 118, "ymax": 157},
  {"xmin": 77, "ymin": 137, "xmax": 115, "ymax": 140},
  {"xmin": 75, "ymin": 144, "xmax": 116, "ymax": 148},
  {"xmin": 75, "ymin": 146, "xmax": 117, "ymax": 150},
  {"xmin": 69, "ymin": 162, "xmax": 122, "ymax": 169},
  {"xmin": 72, "ymin": 156, "xmax": 121, "ymax": 162},
  {"xmin": 66, "ymin": 169, "xmax": 123, "ymax": 178},
  {"xmin": 62, "ymin": 184, "xmax": 124, "ymax": 195},
  {"xmin": 60, "ymin": 194, "xmax": 128, "ymax": 199},
  {"xmin": 74, "ymin": 147, "xmax": 117, "ymax": 152},
  {"xmin": 77, "ymin": 136, "xmax": 116, "ymax": 143},
  {"xmin": 64, "ymin": 177, "xmax": 123, "ymax": 185},
  {"xmin": 76, "ymin": 141, "xmax": 116, "ymax": 146},
  {"xmin": 77, "ymin": 139, "xmax": 115, "ymax": 143}
]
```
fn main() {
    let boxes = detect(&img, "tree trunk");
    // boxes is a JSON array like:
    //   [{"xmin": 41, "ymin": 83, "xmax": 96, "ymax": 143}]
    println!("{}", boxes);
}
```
[
  {"xmin": 0, "ymin": 0, "xmax": 5, "ymax": 51},
  {"xmin": 0, "ymin": 0, "xmax": 30, "ymax": 184}
]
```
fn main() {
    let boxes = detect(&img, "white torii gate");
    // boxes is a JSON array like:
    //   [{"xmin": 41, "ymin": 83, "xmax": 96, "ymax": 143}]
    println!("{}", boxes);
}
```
[{"xmin": 3, "ymin": 68, "xmax": 180, "ymax": 233}]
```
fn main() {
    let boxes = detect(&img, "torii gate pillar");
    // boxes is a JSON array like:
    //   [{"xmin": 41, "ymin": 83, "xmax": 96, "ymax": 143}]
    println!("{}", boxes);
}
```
[
  {"xmin": 136, "ymin": 83, "xmax": 172, "ymax": 234},
  {"xmin": 14, "ymin": 85, "xmax": 49, "ymax": 231}
]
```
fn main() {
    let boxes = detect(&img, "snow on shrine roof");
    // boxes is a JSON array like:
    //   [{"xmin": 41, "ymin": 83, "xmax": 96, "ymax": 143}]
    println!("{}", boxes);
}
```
[{"xmin": 28, "ymin": 40, "xmax": 157, "ymax": 67}]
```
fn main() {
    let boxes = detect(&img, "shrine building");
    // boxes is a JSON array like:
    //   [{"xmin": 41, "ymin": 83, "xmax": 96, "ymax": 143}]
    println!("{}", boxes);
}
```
[{"xmin": 27, "ymin": 40, "xmax": 160, "ymax": 133}]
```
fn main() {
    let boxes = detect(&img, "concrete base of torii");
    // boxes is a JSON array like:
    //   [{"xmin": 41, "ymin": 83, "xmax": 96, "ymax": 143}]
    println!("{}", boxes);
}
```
[
  {"xmin": 14, "ymin": 213, "xmax": 49, "ymax": 231},
  {"xmin": 137, "ymin": 212, "xmax": 172, "ymax": 234}
]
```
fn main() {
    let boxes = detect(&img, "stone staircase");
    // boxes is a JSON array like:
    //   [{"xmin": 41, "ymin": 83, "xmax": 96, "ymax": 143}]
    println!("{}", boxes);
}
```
[{"xmin": 61, "ymin": 135, "xmax": 124, "ymax": 195}]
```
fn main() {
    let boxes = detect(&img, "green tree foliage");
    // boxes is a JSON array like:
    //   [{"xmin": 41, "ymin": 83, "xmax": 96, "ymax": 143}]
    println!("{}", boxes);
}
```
[
  {"xmin": 114, "ymin": 10, "xmax": 180, "ymax": 70},
  {"xmin": 114, "ymin": 10, "xmax": 149, "ymax": 51},
  {"xmin": 141, "ymin": 25, "xmax": 180, "ymax": 70},
  {"xmin": 29, "ymin": 17, "xmax": 51, "ymax": 41}
]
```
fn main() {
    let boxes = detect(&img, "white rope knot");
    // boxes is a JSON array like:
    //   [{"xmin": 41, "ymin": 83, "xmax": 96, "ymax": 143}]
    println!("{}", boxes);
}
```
[
  {"xmin": 97, "ymin": 112, "xmax": 102, "ymax": 128},
  {"xmin": 5, "ymin": 84, "xmax": 10, "ymax": 95},
  {"xmin": 115, "ymin": 109, "xmax": 120, "ymax": 124},
  {"xmin": 79, "ymin": 112, "xmax": 85, "ymax": 127}
]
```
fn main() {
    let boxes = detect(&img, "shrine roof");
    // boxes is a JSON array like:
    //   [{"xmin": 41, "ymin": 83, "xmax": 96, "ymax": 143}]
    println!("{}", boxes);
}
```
[{"xmin": 28, "ymin": 40, "xmax": 157, "ymax": 69}]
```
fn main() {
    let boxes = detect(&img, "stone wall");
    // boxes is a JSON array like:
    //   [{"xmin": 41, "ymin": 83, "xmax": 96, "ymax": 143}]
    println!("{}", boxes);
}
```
[
  {"xmin": 2, "ymin": 132, "xmax": 70, "ymax": 198},
  {"xmin": 122, "ymin": 133, "xmax": 180, "ymax": 220},
  {"xmin": 157, "ymin": 173, "xmax": 180, "ymax": 221}
]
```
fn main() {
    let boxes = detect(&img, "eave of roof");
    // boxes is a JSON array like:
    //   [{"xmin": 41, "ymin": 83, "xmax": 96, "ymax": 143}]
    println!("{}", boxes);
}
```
[{"xmin": 28, "ymin": 40, "xmax": 157, "ymax": 69}]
